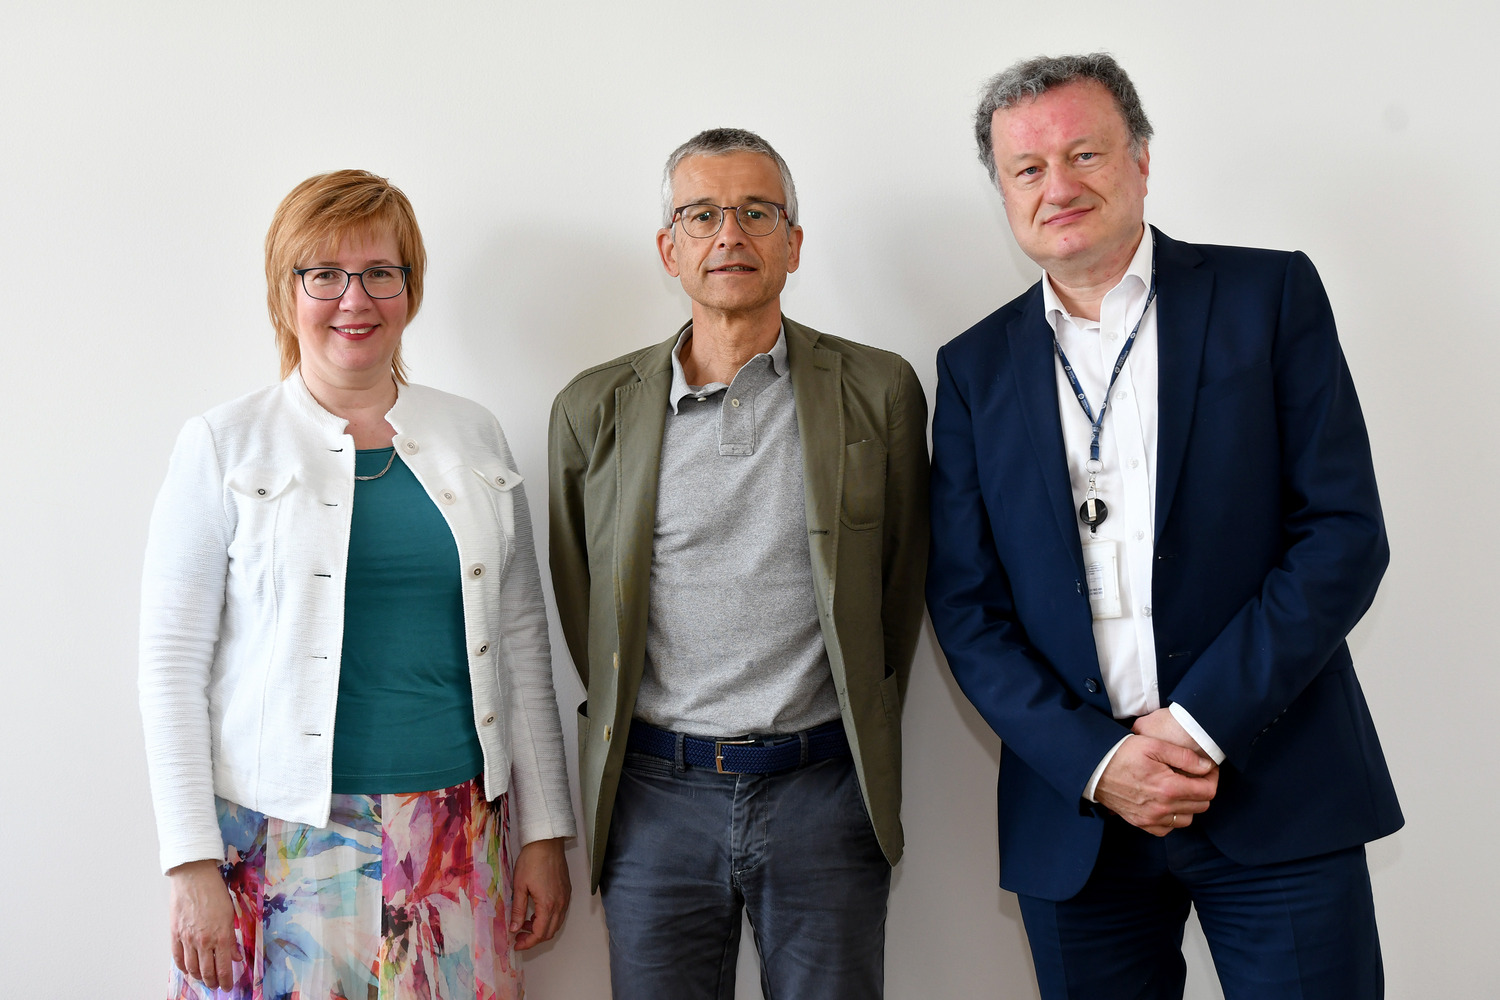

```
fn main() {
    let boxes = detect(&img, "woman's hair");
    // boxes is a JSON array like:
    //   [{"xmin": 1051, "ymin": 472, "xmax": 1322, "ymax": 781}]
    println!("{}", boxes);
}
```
[{"xmin": 264, "ymin": 169, "xmax": 427, "ymax": 382}]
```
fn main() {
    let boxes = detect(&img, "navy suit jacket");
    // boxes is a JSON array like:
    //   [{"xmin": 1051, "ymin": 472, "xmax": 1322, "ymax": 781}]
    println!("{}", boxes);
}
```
[{"xmin": 927, "ymin": 228, "xmax": 1403, "ymax": 901}]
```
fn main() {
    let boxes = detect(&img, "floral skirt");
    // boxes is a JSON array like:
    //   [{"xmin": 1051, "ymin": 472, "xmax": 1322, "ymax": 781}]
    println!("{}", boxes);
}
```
[{"xmin": 168, "ymin": 778, "xmax": 522, "ymax": 1000}]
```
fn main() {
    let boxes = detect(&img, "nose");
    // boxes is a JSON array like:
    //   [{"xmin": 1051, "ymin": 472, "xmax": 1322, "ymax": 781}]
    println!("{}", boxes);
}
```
[
  {"xmin": 717, "ymin": 210, "xmax": 751, "ymax": 246},
  {"xmin": 338, "ymin": 275, "xmax": 375, "ymax": 308},
  {"xmin": 1043, "ymin": 162, "xmax": 1084, "ymax": 206}
]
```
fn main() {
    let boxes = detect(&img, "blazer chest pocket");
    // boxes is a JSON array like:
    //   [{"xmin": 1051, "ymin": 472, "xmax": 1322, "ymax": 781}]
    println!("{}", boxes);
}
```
[
  {"xmin": 473, "ymin": 463, "xmax": 523, "ymax": 547},
  {"xmin": 225, "ymin": 466, "xmax": 296, "ymax": 560},
  {"xmin": 840, "ymin": 439, "xmax": 887, "ymax": 530}
]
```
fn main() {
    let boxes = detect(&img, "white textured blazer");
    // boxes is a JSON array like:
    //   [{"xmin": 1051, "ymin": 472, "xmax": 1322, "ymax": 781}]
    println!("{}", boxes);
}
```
[{"xmin": 140, "ymin": 372, "xmax": 576, "ymax": 873}]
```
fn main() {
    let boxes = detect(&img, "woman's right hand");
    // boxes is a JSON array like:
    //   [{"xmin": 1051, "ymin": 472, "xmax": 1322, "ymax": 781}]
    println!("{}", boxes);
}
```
[{"xmin": 167, "ymin": 859, "xmax": 242, "ymax": 990}]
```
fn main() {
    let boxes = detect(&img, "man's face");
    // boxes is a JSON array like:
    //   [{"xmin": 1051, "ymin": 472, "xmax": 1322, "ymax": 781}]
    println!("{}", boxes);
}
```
[
  {"xmin": 989, "ymin": 79, "xmax": 1149, "ymax": 278},
  {"xmin": 658, "ymin": 151, "xmax": 803, "ymax": 319}
]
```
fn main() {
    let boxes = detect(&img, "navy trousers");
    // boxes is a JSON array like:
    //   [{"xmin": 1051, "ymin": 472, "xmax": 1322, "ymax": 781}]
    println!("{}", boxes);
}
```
[
  {"xmin": 1018, "ymin": 817, "xmax": 1384, "ymax": 999},
  {"xmin": 600, "ymin": 750, "xmax": 891, "ymax": 1000}
]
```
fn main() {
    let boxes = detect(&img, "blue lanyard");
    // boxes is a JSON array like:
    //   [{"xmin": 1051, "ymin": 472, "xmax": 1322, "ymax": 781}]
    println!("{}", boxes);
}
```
[{"xmin": 1052, "ymin": 248, "xmax": 1157, "ymax": 466}]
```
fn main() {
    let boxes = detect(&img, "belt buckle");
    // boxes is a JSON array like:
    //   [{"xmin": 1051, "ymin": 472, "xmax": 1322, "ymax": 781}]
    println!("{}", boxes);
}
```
[{"xmin": 713, "ymin": 738, "xmax": 757, "ymax": 774}]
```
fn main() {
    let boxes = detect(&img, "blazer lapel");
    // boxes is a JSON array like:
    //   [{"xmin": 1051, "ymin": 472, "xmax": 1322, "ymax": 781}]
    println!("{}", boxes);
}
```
[
  {"xmin": 786, "ymin": 318, "xmax": 841, "ymax": 610},
  {"xmin": 611, "ymin": 334, "xmax": 675, "ymax": 689},
  {"xmin": 1150, "ymin": 228, "xmax": 1212, "ymax": 538},
  {"xmin": 1008, "ymin": 287, "xmax": 1086, "ymax": 577}
]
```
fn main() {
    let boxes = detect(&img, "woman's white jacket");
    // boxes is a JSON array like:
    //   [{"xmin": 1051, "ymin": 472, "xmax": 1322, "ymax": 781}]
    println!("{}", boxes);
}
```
[{"xmin": 140, "ymin": 372, "xmax": 576, "ymax": 873}]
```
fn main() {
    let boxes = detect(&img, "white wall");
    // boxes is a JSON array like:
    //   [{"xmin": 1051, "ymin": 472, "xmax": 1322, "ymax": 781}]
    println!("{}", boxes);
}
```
[{"xmin": 2, "ymin": 1, "xmax": 1494, "ymax": 996}]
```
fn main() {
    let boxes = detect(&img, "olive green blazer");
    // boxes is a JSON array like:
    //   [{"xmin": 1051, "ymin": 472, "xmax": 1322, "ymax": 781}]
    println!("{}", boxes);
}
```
[{"xmin": 548, "ymin": 317, "xmax": 929, "ymax": 891}]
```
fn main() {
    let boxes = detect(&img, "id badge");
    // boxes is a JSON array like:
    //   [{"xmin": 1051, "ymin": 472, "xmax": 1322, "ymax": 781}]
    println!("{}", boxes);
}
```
[{"xmin": 1083, "ymin": 539, "xmax": 1123, "ymax": 620}]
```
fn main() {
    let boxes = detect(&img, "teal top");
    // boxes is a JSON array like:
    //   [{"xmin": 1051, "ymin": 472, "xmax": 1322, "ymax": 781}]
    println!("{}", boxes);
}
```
[{"xmin": 330, "ymin": 448, "xmax": 485, "ymax": 794}]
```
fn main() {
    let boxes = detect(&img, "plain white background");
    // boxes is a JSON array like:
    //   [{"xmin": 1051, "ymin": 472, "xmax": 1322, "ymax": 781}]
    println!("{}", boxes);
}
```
[{"xmin": 2, "ymin": 1, "xmax": 1495, "ymax": 996}]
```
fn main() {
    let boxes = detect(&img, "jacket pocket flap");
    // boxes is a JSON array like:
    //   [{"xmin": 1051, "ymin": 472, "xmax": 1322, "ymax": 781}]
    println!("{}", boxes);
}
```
[
  {"xmin": 473, "ymin": 464, "xmax": 523, "ymax": 492},
  {"xmin": 226, "ymin": 467, "xmax": 295, "ymax": 501}
]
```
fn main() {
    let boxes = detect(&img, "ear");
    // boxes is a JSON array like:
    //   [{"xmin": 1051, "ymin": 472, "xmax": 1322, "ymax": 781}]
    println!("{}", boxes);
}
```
[
  {"xmin": 785, "ymin": 224, "xmax": 804, "ymax": 275},
  {"xmin": 1136, "ymin": 141, "xmax": 1151, "ymax": 196},
  {"xmin": 657, "ymin": 227, "xmax": 680, "ymax": 277}
]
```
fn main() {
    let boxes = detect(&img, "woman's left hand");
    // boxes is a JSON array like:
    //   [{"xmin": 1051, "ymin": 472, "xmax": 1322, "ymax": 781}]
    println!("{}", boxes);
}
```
[{"xmin": 509, "ymin": 837, "xmax": 571, "ymax": 950}]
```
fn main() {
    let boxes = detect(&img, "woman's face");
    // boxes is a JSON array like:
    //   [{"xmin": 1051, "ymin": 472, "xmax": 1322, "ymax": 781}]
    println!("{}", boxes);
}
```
[{"xmin": 293, "ymin": 228, "xmax": 408, "ymax": 389}]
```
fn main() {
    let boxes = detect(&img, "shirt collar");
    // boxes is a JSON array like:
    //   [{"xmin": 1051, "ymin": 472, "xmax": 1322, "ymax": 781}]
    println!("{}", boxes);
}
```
[
  {"xmin": 668, "ymin": 323, "xmax": 788, "ymax": 413},
  {"xmin": 1042, "ymin": 223, "xmax": 1154, "ymax": 334}
]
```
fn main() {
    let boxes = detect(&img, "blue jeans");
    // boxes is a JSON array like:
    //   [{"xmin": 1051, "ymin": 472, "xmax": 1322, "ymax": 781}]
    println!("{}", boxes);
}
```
[
  {"xmin": 1019, "ymin": 817, "xmax": 1384, "ymax": 999},
  {"xmin": 600, "ymin": 749, "xmax": 891, "ymax": 1000}
]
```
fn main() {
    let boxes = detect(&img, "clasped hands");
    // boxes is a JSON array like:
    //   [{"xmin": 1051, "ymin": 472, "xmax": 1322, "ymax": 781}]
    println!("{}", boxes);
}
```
[{"xmin": 1094, "ymin": 707, "xmax": 1219, "ymax": 837}]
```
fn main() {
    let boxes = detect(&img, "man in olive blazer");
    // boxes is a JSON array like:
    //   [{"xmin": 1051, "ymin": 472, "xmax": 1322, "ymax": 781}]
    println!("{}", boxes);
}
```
[{"xmin": 548, "ymin": 128, "xmax": 927, "ymax": 1000}]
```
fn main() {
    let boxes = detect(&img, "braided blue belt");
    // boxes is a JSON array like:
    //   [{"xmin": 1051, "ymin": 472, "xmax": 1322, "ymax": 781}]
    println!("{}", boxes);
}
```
[{"xmin": 626, "ymin": 719, "xmax": 850, "ymax": 775}]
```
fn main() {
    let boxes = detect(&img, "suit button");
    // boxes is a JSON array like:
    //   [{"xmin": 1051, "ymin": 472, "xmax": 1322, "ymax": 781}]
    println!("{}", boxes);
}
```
[
  {"xmin": 1076, "ymin": 580, "xmax": 1085, "ymax": 595},
  {"xmin": 612, "ymin": 651, "xmax": 619, "ymax": 671},
  {"xmin": 438, "ymin": 489, "xmax": 456, "ymax": 505},
  {"xmin": 468, "ymin": 563, "xmax": 485, "ymax": 578},
  {"xmin": 401, "ymin": 439, "xmax": 420, "ymax": 454},
  {"xmin": 480, "ymin": 712, "xmax": 497, "ymax": 726},
  {"xmin": 603, "ymin": 725, "xmax": 613, "ymax": 741},
  {"xmin": 474, "ymin": 642, "xmax": 490, "ymax": 656},
  {"xmin": 1085, "ymin": 678, "xmax": 1100, "ymax": 694}
]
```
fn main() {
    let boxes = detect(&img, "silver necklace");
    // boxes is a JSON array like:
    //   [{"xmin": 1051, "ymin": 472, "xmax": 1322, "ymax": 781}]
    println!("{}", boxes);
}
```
[{"xmin": 355, "ymin": 450, "xmax": 397, "ymax": 481}]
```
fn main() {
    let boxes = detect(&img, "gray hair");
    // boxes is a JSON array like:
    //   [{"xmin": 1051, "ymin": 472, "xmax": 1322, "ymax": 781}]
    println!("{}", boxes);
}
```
[
  {"xmin": 974, "ymin": 53, "xmax": 1153, "ymax": 187},
  {"xmin": 660, "ymin": 127, "xmax": 799, "ymax": 229}
]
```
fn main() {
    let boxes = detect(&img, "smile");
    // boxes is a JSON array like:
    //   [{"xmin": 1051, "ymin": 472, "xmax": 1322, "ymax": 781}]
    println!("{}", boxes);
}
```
[
  {"xmin": 711, "ymin": 265, "xmax": 756, "ymax": 272},
  {"xmin": 334, "ymin": 325, "xmax": 376, "ymax": 338},
  {"xmin": 1044, "ymin": 208, "xmax": 1092, "ymax": 226}
]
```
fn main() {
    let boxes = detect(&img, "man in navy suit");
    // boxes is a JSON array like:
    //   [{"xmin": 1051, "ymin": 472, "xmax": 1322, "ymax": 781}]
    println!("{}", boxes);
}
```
[{"xmin": 926, "ymin": 53, "xmax": 1402, "ymax": 999}]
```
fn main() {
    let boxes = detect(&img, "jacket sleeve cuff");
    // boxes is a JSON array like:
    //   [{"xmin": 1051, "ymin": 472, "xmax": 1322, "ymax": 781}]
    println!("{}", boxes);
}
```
[{"xmin": 1083, "ymin": 734, "xmax": 1133, "ymax": 802}]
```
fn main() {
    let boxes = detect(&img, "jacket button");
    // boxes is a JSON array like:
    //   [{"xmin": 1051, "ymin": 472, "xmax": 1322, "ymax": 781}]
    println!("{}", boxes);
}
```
[
  {"xmin": 612, "ymin": 651, "xmax": 619, "ymax": 671},
  {"xmin": 256, "ymin": 488, "xmax": 267, "ymax": 496},
  {"xmin": 468, "ymin": 563, "xmax": 485, "ymax": 578},
  {"xmin": 438, "ymin": 489, "xmax": 456, "ymax": 505},
  {"xmin": 1076, "ymin": 580, "xmax": 1084, "ymax": 595},
  {"xmin": 402, "ymin": 439, "xmax": 420, "ymax": 454},
  {"xmin": 475, "ymin": 642, "xmax": 490, "ymax": 656},
  {"xmin": 481, "ymin": 712, "xmax": 497, "ymax": 726},
  {"xmin": 494, "ymin": 475, "xmax": 506, "ymax": 487},
  {"xmin": 603, "ymin": 725, "xmax": 613, "ymax": 741},
  {"xmin": 1085, "ymin": 678, "xmax": 1100, "ymax": 694}
]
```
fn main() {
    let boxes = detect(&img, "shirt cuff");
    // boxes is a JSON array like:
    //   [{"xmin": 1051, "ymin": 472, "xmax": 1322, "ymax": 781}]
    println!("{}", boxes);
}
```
[
  {"xmin": 1083, "ymin": 734, "xmax": 1133, "ymax": 803},
  {"xmin": 1168, "ymin": 703, "xmax": 1226, "ymax": 764}
]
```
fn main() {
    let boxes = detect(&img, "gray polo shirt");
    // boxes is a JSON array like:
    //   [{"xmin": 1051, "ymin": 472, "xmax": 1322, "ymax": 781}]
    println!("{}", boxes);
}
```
[{"xmin": 632, "ymin": 326, "xmax": 841, "ymax": 737}]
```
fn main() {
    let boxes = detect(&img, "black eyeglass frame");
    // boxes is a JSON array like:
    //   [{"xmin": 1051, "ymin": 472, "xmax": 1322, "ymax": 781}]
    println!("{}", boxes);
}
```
[
  {"xmin": 292, "ymin": 265, "xmax": 413, "ymax": 300},
  {"xmin": 670, "ymin": 201, "xmax": 790, "ymax": 239}
]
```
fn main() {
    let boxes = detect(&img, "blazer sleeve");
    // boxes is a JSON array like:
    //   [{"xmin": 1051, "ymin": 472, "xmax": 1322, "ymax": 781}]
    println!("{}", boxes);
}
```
[
  {"xmin": 485, "ymin": 418, "xmax": 577, "ymax": 846},
  {"xmin": 547, "ymin": 390, "xmax": 593, "ymax": 688},
  {"xmin": 139, "ymin": 417, "xmax": 232, "ymax": 873},
  {"xmin": 881, "ymin": 358, "xmax": 931, "ymax": 698},
  {"xmin": 926, "ymin": 345, "xmax": 1128, "ymax": 804},
  {"xmin": 1167, "ymin": 251, "xmax": 1389, "ymax": 764}
]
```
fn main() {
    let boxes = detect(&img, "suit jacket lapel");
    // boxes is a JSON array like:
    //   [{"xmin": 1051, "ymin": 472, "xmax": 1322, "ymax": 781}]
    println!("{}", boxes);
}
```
[
  {"xmin": 612, "ymin": 332, "xmax": 676, "ymax": 689},
  {"xmin": 1151, "ymin": 228, "xmax": 1212, "ymax": 538},
  {"xmin": 786, "ymin": 317, "xmax": 841, "ymax": 610},
  {"xmin": 1009, "ymin": 287, "xmax": 1086, "ymax": 578}
]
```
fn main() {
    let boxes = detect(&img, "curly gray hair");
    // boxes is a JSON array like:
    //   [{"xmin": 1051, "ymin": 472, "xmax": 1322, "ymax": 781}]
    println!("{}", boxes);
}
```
[{"xmin": 974, "ymin": 53, "xmax": 1153, "ymax": 188}]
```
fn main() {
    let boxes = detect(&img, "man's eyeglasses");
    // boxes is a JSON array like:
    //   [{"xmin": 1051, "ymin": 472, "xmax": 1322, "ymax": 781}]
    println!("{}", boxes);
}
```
[
  {"xmin": 293, "ymin": 265, "xmax": 412, "ymax": 300},
  {"xmin": 672, "ymin": 202, "xmax": 788, "ymax": 239}
]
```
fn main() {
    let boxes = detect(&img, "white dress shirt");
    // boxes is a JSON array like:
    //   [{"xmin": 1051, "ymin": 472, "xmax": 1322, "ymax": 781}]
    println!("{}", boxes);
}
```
[{"xmin": 1042, "ymin": 226, "xmax": 1225, "ymax": 801}]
